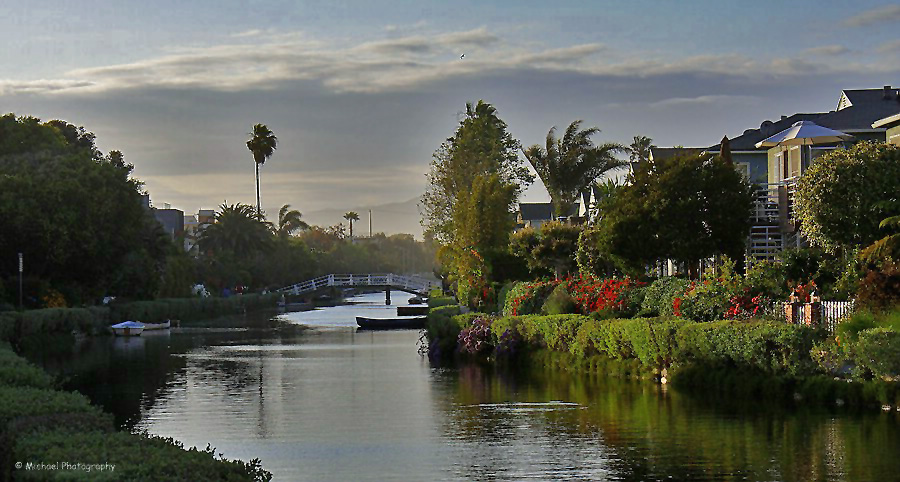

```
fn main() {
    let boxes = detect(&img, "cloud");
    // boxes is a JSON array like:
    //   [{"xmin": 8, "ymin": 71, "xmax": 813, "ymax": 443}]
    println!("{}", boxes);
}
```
[
  {"xmin": 649, "ymin": 94, "xmax": 758, "ymax": 108},
  {"xmin": 844, "ymin": 5, "xmax": 900, "ymax": 27},
  {"xmin": 801, "ymin": 45, "xmax": 850, "ymax": 56},
  {"xmin": 877, "ymin": 39, "xmax": 900, "ymax": 53},
  {"xmin": 0, "ymin": 25, "xmax": 893, "ymax": 100}
]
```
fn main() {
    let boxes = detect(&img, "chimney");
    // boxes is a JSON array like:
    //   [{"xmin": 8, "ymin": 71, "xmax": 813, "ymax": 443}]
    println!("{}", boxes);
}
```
[
  {"xmin": 884, "ymin": 85, "xmax": 893, "ymax": 100},
  {"xmin": 781, "ymin": 115, "xmax": 787, "ymax": 120}
]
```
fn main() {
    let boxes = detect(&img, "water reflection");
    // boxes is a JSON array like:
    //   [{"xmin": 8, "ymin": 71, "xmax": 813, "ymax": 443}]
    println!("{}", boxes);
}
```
[{"xmin": 18, "ymin": 294, "xmax": 900, "ymax": 481}]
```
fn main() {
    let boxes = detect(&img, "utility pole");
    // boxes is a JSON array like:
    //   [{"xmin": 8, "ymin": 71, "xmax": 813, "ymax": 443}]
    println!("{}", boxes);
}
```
[
  {"xmin": 18, "ymin": 253, "xmax": 23, "ymax": 310},
  {"xmin": 368, "ymin": 210, "xmax": 372, "ymax": 237}
]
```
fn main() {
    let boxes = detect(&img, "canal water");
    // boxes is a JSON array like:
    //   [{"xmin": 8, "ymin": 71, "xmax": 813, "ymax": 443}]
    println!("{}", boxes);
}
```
[{"xmin": 22, "ymin": 293, "xmax": 900, "ymax": 481}]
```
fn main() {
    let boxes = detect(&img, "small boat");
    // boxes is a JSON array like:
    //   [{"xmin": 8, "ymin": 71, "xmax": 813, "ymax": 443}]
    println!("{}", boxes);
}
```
[
  {"xmin": 408, "ymin": 296, "xmax": 425, "ymax": 305},
  {"xmin": 111, "ymin": 321, "xmax": 145, "ymax": 336},
  {"xmin": 356, "ymin": 316, "xmax": 427, "ymax": 330},
  {"xmin": 142, "ymin": 320, "xmax": 171, "ymax": 331}
]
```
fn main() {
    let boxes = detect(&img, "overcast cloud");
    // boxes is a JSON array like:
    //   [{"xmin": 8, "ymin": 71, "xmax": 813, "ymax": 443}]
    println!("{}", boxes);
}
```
[{"xmin": 2, "ymin": 1, "xmax": 899, "ymax": 236}]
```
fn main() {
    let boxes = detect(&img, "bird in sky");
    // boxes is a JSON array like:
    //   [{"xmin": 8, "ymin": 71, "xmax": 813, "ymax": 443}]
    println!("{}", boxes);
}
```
[{"xmin": 460, "ymin": 53, "xmax": 465, "ymax": 59}]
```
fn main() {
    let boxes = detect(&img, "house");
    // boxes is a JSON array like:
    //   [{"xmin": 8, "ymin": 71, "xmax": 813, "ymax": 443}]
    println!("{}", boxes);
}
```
[
  {"xmin": 515, "ymin": 202, "xmax": 579, "ymax": 232},
  {"xmin": 873, "ymin": 111, "xmax": 900, "ymax": 146},
  {"xmin": 750, "ymin": 85, "xmax": 900, "ymax": 260}
]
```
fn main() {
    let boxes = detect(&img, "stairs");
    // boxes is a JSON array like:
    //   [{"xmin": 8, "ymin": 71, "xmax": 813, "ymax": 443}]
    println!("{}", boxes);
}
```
[{"xmin": 748, "ymin": 224, "xmax": 783, "ymax": 262}]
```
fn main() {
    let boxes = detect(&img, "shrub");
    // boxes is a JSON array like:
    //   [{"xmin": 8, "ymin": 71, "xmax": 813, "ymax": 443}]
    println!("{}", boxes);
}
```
[
  {"xmin": 427, "ymin": 295, "xmax": 457, "ymax": 309},
  {"xmin": 854, "ymin": 327, "xmax": 900, "ymax": 379},
  {"xmin": 856, "ymin": 260, "xmax": 900, "ymax": 312},
  {"xmin": 562, "ymin": 276, "xmax": 644, "ymax": 315},
  {"xmin": 640, "ymin": 277, "xmax": 691, "ymax": 317},
  {"xmin": 512, "ymin": 314, "xmax": 587, "ymax": 352},
  {"xmin": 675, "ymin": 320, "xmax": 822, "ymax": 375},
  {"xmin": 425, "ymin": 305, "xmax": 462, "ymax": 359},
  {"xmin": 457, "ymin": 317, "xmax": 495, "ymax": 357},
  {"xmin": 12, "ymin": 431, "xmax": 271, "ymax": 481},
  {"xmin": 0, "ymin": 343, "xmax": 55, "ymax": 389},
  {"xmin": 502, "ymin": 281, "xmax": 556, "ymax": 316},
  {"xmin": 541, "ymin": 284, "xmax": 576, "ymax": 315}
]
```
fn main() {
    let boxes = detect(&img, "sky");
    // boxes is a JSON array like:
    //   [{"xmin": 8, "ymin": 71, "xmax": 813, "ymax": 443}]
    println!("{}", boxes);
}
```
[{"xmin": 2, "ymin": 0, "xmax": 900, "ymax": 231}]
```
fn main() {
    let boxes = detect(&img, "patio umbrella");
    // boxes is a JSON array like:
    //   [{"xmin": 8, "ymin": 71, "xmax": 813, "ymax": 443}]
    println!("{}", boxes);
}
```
[{"xmin": 755, "ymin": 120, "xmax": 853, "ymax": 148}]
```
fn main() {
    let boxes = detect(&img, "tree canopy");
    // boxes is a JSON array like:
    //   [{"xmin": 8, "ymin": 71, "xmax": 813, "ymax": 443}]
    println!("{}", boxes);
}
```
[
  {"xmin": 523, "ymin": 120, "xmax": 625, "ymax": 218},
  {"xmin": 796, "ymin": 142, "xmax": 900, "ymax": 254},
  {"xmin": 590, "ymin": 153, "xmax": 754, "ymax": 275},
  {"xmin": 0, "ymin": 113, "xmax": 170, "ymax": 304}
]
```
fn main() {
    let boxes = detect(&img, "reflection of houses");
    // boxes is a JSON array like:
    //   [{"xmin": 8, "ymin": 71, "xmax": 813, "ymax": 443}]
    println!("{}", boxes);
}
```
[{"xmin": 514, "ymin": 202, "xmax": 579, "ymax": 232}]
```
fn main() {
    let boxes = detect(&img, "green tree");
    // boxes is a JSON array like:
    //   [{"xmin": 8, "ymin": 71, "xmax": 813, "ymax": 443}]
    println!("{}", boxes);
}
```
[
  {"xmin": 343, "ymin": 211, "xmax": 360, "ymax": 238},
  {"xmin": 628, "ymin": 135, "xmax": 655, "ymax": 172},
  {"xmin": 422, "ymin": 100, "xmax": 533, "ymax": 244},
  {"xmin": 246, "ymin": 124, "xmax": 277, "ymax": 218},
  {"xmin": 593, "ymin": 153, "xmax": 754, "ymax": 276},
  {"xmin": 0, "ymin": 113, "xmax": 170, "ymax": 303},
  {"xmin": 276, "ymin": 204, "xmax": 308, "ymax": 238},
  {"xmin": 198, "ymin": 203, "xmax": 273, "ymax": 256},
  {"xmin": 512, "ymin": 221, "xmax": 581, "ymax": 279},
  {"xmin": 796, "ymin": 142, "xmax": 900, "ymax": 253},
  {"xmin": 523, "ymin": 120, "xmax": 625, "ymax": 218},
  {"xmin": 422, "ymin": 101, "xmax": 532, "ymax": 306}
]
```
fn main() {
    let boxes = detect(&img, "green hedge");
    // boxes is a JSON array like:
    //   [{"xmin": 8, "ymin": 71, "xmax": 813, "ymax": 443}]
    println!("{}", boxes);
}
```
[
  {"xmin": 855, "ymin": 327, "xmax": 900, "ymax": 379},
  {"xmin": 640, "ymin": 277, "xmax": 691, "ymax": 317},
  {"xmin": 0, "ymin": 294, "xmax": 282, "ymax": 343},
  {"xmin": 675, "ymin": 320, "xmax": 821, "ymax": 375},
  {"xmin": 427, "ymin": 295, "xmax": 457, "ymax": 309},
  {"xmin": 430, "ymin": 313, "xmax": 825, "ymax": 376},
  {"xmin": 12, "ymin": 431, "xmax": 270, "ymax": 481},
  {"xmin": 0, "ymin": 343, "xmax": 55, "ymax": 389}
]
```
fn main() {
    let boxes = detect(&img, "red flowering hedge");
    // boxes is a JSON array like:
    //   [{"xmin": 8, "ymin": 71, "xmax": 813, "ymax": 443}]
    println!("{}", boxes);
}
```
[{"xmin": 502, "ymin": 276, "xmax": 645, "ymax": 317}]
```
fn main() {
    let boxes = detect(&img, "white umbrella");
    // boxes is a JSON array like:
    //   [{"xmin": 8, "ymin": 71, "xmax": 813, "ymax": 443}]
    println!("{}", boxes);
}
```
[{"xmin": 755, "ymin": 120, "xmax": 853, "ymax": 148}]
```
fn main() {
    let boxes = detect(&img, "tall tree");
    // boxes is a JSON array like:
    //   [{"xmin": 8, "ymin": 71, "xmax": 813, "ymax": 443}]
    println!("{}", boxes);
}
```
[
  {"xmin": 422, "ymin": 101, "xmax": 532, "ymax": 307},
  {"xmin": 343, "ymin": 211, "xmax": 360, "ymax": 238},
  {"xmin": 523, "ymin": 120, "xmax": 625, "ymax": 219},
  {"xmin": 628, "ymin": 135, "xmax": 654, "ymax": 173},
  {"xmin": 276, "ymin": 204, "xmax": 309, "ymax": 238},
  {"xmin": 246, "ymin": 124, "xmax": 277, "ymax": 218}
]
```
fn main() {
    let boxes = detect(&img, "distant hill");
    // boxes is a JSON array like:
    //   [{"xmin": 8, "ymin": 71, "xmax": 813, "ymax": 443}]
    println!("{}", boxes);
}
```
[{"xmin": 303, "ymin": 196, "xmax": 424, "ymax": 239}]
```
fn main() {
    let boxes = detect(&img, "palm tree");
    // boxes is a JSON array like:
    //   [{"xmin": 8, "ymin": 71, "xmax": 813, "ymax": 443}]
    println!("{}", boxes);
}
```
[
  {"xmin": 628, "ymin": 135, "xmax": 655, "ymax": 173},
  {"xmin": 276, "ymin": 204, "xmax": 309, "ymax": 238},
  {"xmin": 246, "ymin": 124, "xmax": 278, "ymax": 218},
  {"xmin": 343, "ymin": 211, "xmax": 360, "ymax": 238},
  {"xmin": 198, "ymin": 203, "xmax": 273, "ymax": 255},
  {"xmin": 523, "ymin": 120, "xmax": 626, "ymax": 219}
]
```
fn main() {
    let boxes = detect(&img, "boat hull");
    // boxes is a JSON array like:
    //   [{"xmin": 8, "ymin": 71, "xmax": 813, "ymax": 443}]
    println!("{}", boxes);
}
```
[
  {"xmin": 142, "ymin": 320, "xmax": 171, "ymax": 330},
  {"xmin": 112, "ymin": 327, "xmax": 144, "ymax": 336},
  {"xmin": 356, "ymin": 316, "xmax": 427, "ymax": 330}
]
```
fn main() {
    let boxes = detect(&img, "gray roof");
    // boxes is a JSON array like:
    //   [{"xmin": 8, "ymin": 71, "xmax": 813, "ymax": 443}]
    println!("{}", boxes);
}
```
[
  {"xmin": 707, "ymin": 113, "xmax": 825, "ymax": 151},
  {"xmin": 815, "ymin": 87, "xmax": 900, "ymax": 131},
  {"xmin": 519, "ymin": 202, "xmax": 578, "ymax": 221}
]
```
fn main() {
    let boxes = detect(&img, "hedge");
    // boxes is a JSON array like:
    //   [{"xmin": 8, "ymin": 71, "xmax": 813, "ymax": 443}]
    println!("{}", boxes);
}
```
[
  {"xmin": 0, "ymin": 341, "xmax": 271, "ymax": 481},
  {"xmin": 675, "ymin": 320, "xmax": 822, "ymax": 375},
  {"xmin": 0, "ymin": 294, "xmax": 282, "ymax": 343},
  {"xmin": 12, "ymin": 431, "xmax": 270, "ymax": 481},
  {"xmin": 0, "ymin": 343, "xmax": 55, "ymax": 389},
  {"xmin": 429, "ymin": 313, "xmax": 825, "ymax": 376}
]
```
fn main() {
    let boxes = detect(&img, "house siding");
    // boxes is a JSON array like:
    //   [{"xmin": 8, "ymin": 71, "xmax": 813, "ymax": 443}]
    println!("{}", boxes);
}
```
[{"xmin": 888, "ymin": 125, "xmax": 900, "ymax": 146}]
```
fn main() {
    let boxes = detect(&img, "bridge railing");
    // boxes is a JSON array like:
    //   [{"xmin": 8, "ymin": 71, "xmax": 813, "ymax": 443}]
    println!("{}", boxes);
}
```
[{"xmin": 278, "ymin": 273, "xmax": 440, "ymax": 296}]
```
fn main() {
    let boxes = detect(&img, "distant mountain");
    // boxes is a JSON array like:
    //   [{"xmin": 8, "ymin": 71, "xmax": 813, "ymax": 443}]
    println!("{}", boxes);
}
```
[{"xmin": 303, "ymin": 196, "xmax": 424, "ymax": 239}]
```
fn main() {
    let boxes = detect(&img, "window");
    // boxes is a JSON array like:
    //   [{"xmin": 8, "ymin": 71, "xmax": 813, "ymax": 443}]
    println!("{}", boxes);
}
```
[{"xmin": 734, "ymin": 162, "xmax": 750, "ymax": 179}]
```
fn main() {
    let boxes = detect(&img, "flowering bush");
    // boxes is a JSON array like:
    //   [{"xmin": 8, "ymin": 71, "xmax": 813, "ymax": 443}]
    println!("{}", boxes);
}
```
[
  {"xmin": 457, "ymin": 317, "xmax": 495, "ymax": 356},
  {"xmin": 503, "ymin": 281, "xmax": 557, "ymax": 316},
  {"xmin": 563, "ymin": 275, "xmax": 644, "ymax": 315},
  {"xmin": 787, "ymin": 280, "xmax": 817, "ymax": 302},
  {"xmin": 642, "ymin": 277, "xmax": 691, "ymax": 317},
  {"xmin": 724, "ymin": 290, "xmax": 772, "ymax": 320}
]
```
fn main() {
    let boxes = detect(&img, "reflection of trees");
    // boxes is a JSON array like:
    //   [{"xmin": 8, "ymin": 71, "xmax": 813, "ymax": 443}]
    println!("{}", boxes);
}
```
[{"xmin": 431, "ymin": 357, "xmax": 900, "ymax": 481}]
